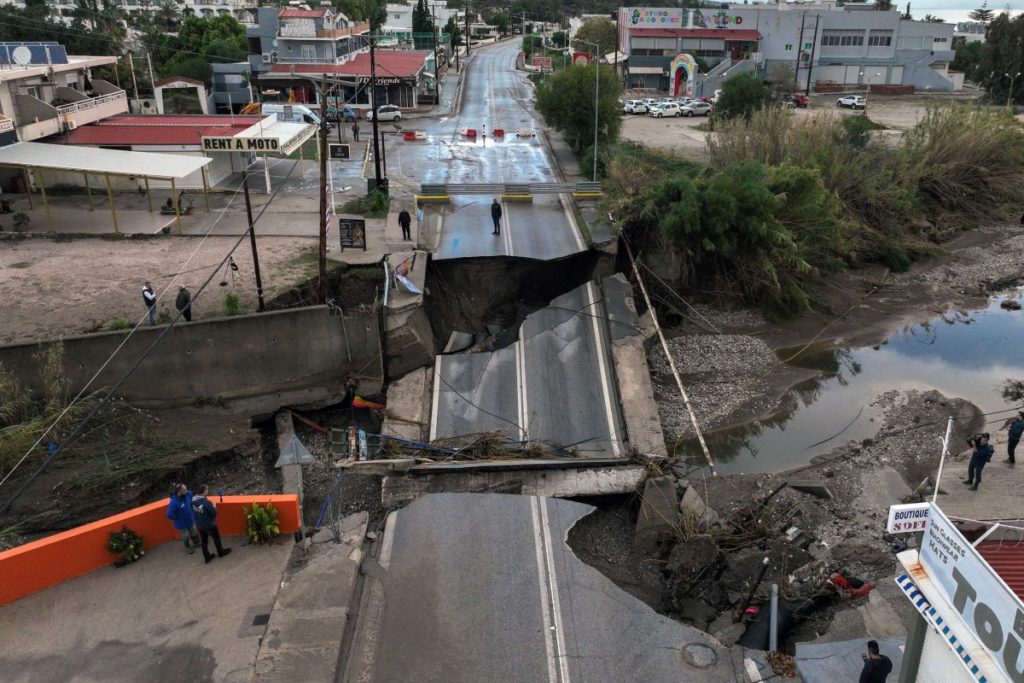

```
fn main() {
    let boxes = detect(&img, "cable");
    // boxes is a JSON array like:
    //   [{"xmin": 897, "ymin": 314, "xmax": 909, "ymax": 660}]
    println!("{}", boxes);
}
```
[
  {"xmin": 0, "ymin": 158, "xmax": 303, "ymax": 513},
  {"xmin": 638, "ymin": 261, "xmax": 723, "ymax": 334}
]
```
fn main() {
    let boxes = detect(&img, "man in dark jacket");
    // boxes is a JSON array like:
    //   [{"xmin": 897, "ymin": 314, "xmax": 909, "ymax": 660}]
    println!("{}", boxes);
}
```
[
  {"xmin": 175, "ymin": 285, "xmax": 192, "ymax": 322},
  {"xmin": 192, "ymin": 484, "xmax": 231, "ymax": 564},
  {"xmin": 491, "ymin": 198, "xmax": 502, "ymax": 235},
  {"xmin": 859, "ymin": 640, "xmax": 892, "ymax": 683},
  {"xmin": 143, "ymin": 281, "xmax": 157, "ymax": 326},
  {"xmin": 398, "ymin": 209, "xmax": 411, "ymax": 241},
  {"xmin": 166, "ymin": 483, "xmax": 200, "ymax": 553},
  {"xmin": 1006, "ymin": 411, "xmax": 1024, "ymax": 464},
  {"xmin": 963, "ymin": 432, "xmax": 994, "ymax": 491}
]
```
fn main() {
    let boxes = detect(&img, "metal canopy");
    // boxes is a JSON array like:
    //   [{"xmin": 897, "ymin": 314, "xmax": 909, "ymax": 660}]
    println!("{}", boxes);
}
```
[{"xmin": 0, "ymin": 141, "xmax": 210, "ymax": 179}]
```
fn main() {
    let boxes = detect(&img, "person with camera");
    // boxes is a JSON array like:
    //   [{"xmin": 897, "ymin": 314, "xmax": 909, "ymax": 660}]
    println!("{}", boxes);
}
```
[
  {"xmin": 1004, "ymin": 410, "xmax": 1024, "ymax": 464},
  {"xmin": 963, "ymin": 432, "xmax": 994, "ymax": 491}
]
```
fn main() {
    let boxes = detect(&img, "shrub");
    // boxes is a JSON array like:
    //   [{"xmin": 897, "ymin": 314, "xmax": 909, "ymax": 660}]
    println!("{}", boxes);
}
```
[
  {"xmin": 12, "ymin": 212, "xmax": 30, "ymax": 232},
  {"xmin": 244, "ymin": 502, "xmax": 280, "ymax": 544},
  {"xmin": 107, "ymin": 319, "xmax": 131, "ymax": 331},
  {"xmin": 107, "ymin": 526, "xmax": 145, "ymax": 565},
  {"xmin": 340, "ymin": 190, "xmax": 390, "ymax": 218},
  {"xmin": 225, "ymin": 292, "xmax": 241, "ymax": 316},
  {"xmin": 841, "ymin": 115, "xmax": 885, "ymax": 148},
  {"xmin": 714, "ymin": 72, "xmax": 770, "ymax": 121}
]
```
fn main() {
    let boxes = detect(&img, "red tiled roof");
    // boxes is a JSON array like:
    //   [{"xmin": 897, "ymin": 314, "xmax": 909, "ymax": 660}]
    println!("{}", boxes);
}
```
[
  {"xmin": 629, "ymin": 28, "xmax": 761, "ymax": 40},
  {"xmin": 267, "ymin": 50, "xmax": 431, "ymax": 78},
  {"xmin": 64, "ymin": 115, "xmax": 264, "ymax": 146},
  {"xmin": 976, "ymin": 541, "xmax": 1024, "ymax": 602},
  {"xmin": 279, "ymin": 8, "xmax": 328, "ymax": 18}
]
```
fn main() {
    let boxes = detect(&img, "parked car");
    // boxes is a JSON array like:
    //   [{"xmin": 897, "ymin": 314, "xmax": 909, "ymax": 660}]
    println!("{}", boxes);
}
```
[
  {"xmin": 836, "ymin": 95, "xmax": 866, "ymax": 109},
  {"xmin": 324, "ymin": 105, "xmax": 357, "ymax": 122},
  {"xmin": 642, "ymin": 98, "xmax": 659, "ymax": 108},
  {"xmin": 657, "ymin": 97, "xmax": 676, "ymax": 107},
  {"xmin": 261, "ymin": 103, "xmax": 330, "ymax": 129},
  {"xmin": 651, "ymin": 102, "xmax": 682, "ymax": 117},
  {"xmin": 366, "ymin": 104, "xmax": 402, "ymax": 121},
  {"xmin": 623, "ymin": 99, "xmax": 648, "ymax": 114},
  {"xmin": 791, "ymin": 93, "xmax": 810, "ymax": 108},
  {"xmin": 681, "ymin": 101, "xmax": 713, "ymax": 117}
]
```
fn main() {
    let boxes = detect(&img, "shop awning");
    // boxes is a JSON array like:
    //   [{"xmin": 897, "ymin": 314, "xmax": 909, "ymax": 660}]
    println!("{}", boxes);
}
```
[
  {"xmin": 629, "ymin": 66, "xmax": 663, "ymax": 75},
  {"xmin": 0, "ymin": 141, "xmax": 210, "ymax": 179}
]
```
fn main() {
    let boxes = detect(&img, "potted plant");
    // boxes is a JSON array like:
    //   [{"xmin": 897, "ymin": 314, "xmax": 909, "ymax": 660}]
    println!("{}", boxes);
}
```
[
  {"xmin": 107, "ymin": 526, "xmax": 145, "ymax": 567},
  {"xmin": 244, "ymin": 502, "xmax": 280, "ymax": 544}
]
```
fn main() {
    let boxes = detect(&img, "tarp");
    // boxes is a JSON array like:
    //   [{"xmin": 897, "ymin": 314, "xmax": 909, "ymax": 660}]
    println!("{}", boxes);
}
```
[
  {"xmin": 795, "ymin": 636, "xmax": 904, "ymax": 683},
  {"xmin": 0, "ymin": 141, "xmax": 210, "ymax": 179}
]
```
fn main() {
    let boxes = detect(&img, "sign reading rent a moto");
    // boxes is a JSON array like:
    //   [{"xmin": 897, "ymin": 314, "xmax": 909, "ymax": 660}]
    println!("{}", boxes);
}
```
[
  {"xmin": 201, "ymin": 136, "xmax": 280, "ymax": 153},
  {"xmin": 919, "ymin": 504, "xmax": 1024, "ymax": 681}
]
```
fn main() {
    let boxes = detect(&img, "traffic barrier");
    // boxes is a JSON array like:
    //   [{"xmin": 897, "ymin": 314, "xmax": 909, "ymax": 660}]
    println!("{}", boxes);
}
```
[
  {"xmin": 462, "ymin": 128, "xmax": 477, "ymax": 138},
  {"xmin": 500, "ymin": 194, "xmax": 533, "ymax": 202},
  {"xmin": 0, "ymin": 494, "xmax": 301, "ymax": 606},
  {"xmin": 517, "ymin": 128, "xmax": 535, "ymax": 137},
  {"xmin": 403, "ymin": 131, "xmax": 427, "ymax": 141},
  {"xmin": 493, "ymin": 128, "xmax": 505, "ymax": 137},
  {"xmin": 416, "ymin": 194, "xmax": 450, "ymax": 204}
]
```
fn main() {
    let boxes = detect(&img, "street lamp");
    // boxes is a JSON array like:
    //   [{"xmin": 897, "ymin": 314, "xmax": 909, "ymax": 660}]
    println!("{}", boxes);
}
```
[
  {"xmin": 577, "ymin": 38, "xmax": 600, "ymax": 181},
  {"xmin": 1006, "ymin": 72, "xmax": 1021, "ymax": 109},
  {"xmin": 860, "ymin": 70, "xmax": 882, "ymax": 117}
]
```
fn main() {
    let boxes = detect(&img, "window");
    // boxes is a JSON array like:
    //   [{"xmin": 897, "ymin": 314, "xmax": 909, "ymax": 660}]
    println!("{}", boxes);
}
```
[
  {"xmin": 868, "ymin": 31, "xmax": 892, "ymax": 46},
  {"xmin": 821, "ymin": 31, "xmax": 864, "ymax": 47},
  {"xmin": 301, "ymin": 44, "xmax": 316, "ymax": 60},
  {"xmin": 934, "ymin": 36, "xmax": 947, "ymax": 43},
  {"xmin": 784, "ymin": 43, "xmax": 792, "ymax": 50}
]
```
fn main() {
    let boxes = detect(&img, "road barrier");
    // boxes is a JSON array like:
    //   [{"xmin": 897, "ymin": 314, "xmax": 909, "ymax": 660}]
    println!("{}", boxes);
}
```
[
  {"xmin": 418, "ymin": 182, "xmax": 601, "ymax": 197},
  {"xmin": 0, "ymin": 494, "xmax": 301, "ymax": 606},
  {"xmin": 403, "ymin": 131, "xmax": 427, "ymax": 141}
]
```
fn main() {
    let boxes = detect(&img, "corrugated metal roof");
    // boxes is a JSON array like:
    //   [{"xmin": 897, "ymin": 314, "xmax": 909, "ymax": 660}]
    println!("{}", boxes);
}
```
[
  {"xmin": 975, "ymin": 541, "xmax": 1024, "ymax": 601},
  {"xmin": 279, "ymin": 8, "xmax": 328, "ymax": 17},
  {"xmin": 64, "ymin": 115, "xmax": 265, "ymax": 146},
  {"xmin": 267, "ymin": 50, "xmax": 431, "ymax": 78},
  {"xmin": 629, "ymin": 28, "xmax": 762, "ymax": 40},
  {"xmin": 0, "ymin": 141, "xmax": 210, "ymax": 179}
]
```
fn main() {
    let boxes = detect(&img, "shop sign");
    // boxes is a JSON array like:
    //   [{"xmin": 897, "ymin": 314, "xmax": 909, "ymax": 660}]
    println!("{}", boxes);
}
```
[
  {"xmin": 201, "ymin": 136, "xmax": 280, "ymax": 153},
  {"xmin": 919, "ymin": 503, "xmax": 1024, "ymax": 681},
  {"xmin": 624, "ymin": 8, "xmax": 684, "ymax": 28},
  {"xmin": 572, "ymin": 52, "xmax": 591, "ymax": 65},
  {"xmin": 356, "ymin": 76, "xmax": 412, "ymax": 86},
  {"xmin": 531, "ymin": 56, "xmax": 552, "ymax": 68},
  {"xmin": 339, "ymin": 217, "xmax": 366, "ymax": 250},
  {"xmin": 886, "ymin": 502, "xmax": 930, "ymax": 533}
]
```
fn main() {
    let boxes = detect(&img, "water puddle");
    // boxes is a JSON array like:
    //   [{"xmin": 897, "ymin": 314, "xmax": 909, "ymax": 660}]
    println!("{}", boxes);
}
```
[{"xmin": 683, "ymin": 292, "xmax": 1024, "ymax": 474}]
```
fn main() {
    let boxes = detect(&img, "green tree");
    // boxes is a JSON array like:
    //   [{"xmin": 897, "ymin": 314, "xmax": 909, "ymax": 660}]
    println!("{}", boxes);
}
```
[
  {"xmin": 969, "ymin": 2, "xmax": 994, "ymax": 23},
  {"xmin": 921, "ymin": 14, "xmax": 945, "ymax": 22},
  {"xmin": 536, "ymin": 63, "xmax": 623, "ymax": 155},
  {"xmin": 551, "ymin": 31, "xmax": 567, "ymax": 48},
  {"xmin": 445, "ymin": 15, "xmax": 462, "ymax": 46},
  {"xmin": 952, "ymin": 39, "xmax": 984, "ymax": 80},
  {"xmin": 522, "ymin": 35, "xmax": 543, "ymax": 57},
  {"xmin": 874, "ymin": 0, "xmax": 894, "ymax": 10},
  {"xmin": 977, "ymin": 13, "xmax": 1024, "ymax": 103},
  {"xmin": 335, "ymin": 0, "xmax": 368, "ymax": 21},
  {"xmin": 715, "ymin": 72, "xmax": 770, "ymax": 120},
  {"xmin": 159, "ymin": 54, "xmax": 212, "ymax": 84},
  {"xmin": 412, "ymin": 0, "xmax": 433, "ymax": 34},
  {"xmin": 489, "ymin": 12, "xmax": 509, "ymax": 35},
  {"xmin": 572, "ymin": 17, "xmax": 617, "ymax": 56}
]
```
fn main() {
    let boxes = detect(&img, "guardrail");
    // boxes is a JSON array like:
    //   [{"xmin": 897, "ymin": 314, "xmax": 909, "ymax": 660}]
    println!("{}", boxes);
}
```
[
  {"xmin": 419, "ymin": 182, "xmax": 602, "ymax": 196},
  {"xmin": 56, "ymin": 90, "xmax": 126, "ymax": 116}
]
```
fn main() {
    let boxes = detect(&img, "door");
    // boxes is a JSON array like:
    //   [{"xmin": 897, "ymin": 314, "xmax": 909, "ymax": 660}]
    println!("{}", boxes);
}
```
[
  {"xmin": 729, "ymin": 43, "xmax": 741, "ymax": 60},
  {"xmin": 916, "ymin": 627, "xmax": 973, "ymax": 683}
]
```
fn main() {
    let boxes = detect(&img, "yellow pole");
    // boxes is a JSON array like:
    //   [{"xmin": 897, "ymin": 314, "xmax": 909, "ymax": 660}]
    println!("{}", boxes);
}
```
[
  {"xmin": 83, "ymin": 173, "xmax": 95, "ymax": 211},
  {"xmin": 171, "ymin": 177, "xmax": 181, "ymax": 235},
  {"xmin": 22, "ymin": 167, "xmax": 33, "ymax": 210},
  {"xmin": 201, "ymin": 167, "xmax": 210, "ymax": 212},
  {"xmin": 104, "ymin": 173, "xmax": 119, "ymax": 234},
  {"xmin": 144, "ymin": 177, "xmax": 152, "ymax": 212},
  {"xmin": 37, "ymin": 167, "xmax": 53, "ymax": 232}
]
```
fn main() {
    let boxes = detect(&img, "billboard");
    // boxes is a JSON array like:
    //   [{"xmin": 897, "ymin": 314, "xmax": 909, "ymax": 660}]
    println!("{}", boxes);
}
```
[
  {"xmin": 531, "ymin": 56, "xmax": 553, "ymax": 68},
  {"xmin": 622, "ymin": 8, "xmax": 684, "ymax": 28},
  {"xmin": 572, "ymin": 52, "xmax": 591, "ymax": 66}
]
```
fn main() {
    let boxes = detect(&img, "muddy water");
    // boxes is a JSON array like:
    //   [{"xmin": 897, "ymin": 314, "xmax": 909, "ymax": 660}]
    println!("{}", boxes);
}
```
[{"xmin": 685, "ymin": 292, "xmax": 1024, "ymax": 474}]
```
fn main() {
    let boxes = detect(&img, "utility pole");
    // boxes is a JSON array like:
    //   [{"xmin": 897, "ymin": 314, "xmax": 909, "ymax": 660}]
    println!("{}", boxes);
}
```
[
  {"xmin": 804, "ymin": 15, "xmax": 820, "ymax": 95},
  {"xmin": 318, "ymin": 75, "xmax": 329, "ymax": 305},
  {"xmin": 795, "ymin": 12, "xmax": 806, "ymax": 92},
  {"xmin": 369, "ymin": 34, "xmax": 384, "ymax": 192},
  {"xmin": 128, "ymin": 54, "xmax": 140, "ymax": 113},
  {"xmin": 145, "ymin": 52, "xmax": 156, "ymax": 106},
  {"xmin": 242, "ymin": 173, "xmax": 266, "ymax": 312},
  {"xmin": 431, "ymin": 3, "xmax": 440, "ymax": 105},
  {"xmin": 465, "ymin": 0, "xmax": 471, "ymax": 59}
]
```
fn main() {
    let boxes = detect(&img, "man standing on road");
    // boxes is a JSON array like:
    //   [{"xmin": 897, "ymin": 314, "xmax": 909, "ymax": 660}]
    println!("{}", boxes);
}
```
[
  {"xmin": 858, "ymin": 640, "xmax": 892, "ymax": 683},
  {"xmin": 963, "ymin": 432, "xmax": 994, "ymax": 491},
  {"xmin": 175, "ymin": 285, "xmax": 192, "ymax": 322},
  {"xmin": 398, "ymin": 208, "xmax": 412, "ymax": 241},
  {"xmin": 1005, "ymin": 411, "xmax": 1024, "ymax": 464},
  {"xmin": 491, "ymin": 197, "xmax": 502, "ymax": 236},
  {"xmin": 352, "ymin": 119, "xmax": 360, "ymax": 142},
  {"xmin": 191, "ymin": 484, "xmax": 231, "ymax": 564},
  {"xmin": 142, "ymin": 281, "xmax": 157, "ymax": 326}
]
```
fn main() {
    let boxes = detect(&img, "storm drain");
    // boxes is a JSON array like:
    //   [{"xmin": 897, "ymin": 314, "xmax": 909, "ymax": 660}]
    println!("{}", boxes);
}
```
[{"xmin": 237, "ymin": 603, "xmax": 275, "ymax": 638}]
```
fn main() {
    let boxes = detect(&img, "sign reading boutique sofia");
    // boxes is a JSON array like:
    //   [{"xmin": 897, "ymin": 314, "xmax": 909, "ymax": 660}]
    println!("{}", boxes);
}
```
[{"xmin": 919, "ymin": 503, "xmax": 1024, "ymax": 680}]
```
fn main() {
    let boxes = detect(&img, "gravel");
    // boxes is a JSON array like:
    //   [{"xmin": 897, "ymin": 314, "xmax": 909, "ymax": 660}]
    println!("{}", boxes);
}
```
[{"xmin": 916, "ymin": 225, "xmax": 1024, "ymax": 294}]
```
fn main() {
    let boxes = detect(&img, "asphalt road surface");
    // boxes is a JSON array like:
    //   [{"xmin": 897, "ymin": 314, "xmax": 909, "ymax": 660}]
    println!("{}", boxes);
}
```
[
  {"xmin": 388, "ymin": 40, "xmax": 585, "ymax": 260},
  {"xmin": 430, "ymin": 281, "xmax": 624, "ymax": 457},
  {"xmin": 352, "ymin": 493, "xmax": 732, "ymax": 683}
]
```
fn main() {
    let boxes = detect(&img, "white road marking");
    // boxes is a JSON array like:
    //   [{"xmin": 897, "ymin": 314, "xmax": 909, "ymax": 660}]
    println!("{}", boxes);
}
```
[
  {"xmin": 530, "ymin": 497, "xmax": 560, "ymax": 683},
  {"xmin": 516, "ymin": 339, "xmax": 528, "ymax": 441},
  {"xmin": 502, "ymin": 201, "xmax": 514, "ymax": 256},
  {"xmin": 378, "ymin": 511, "xmax": 398, "ymax": 570},
  {"xmin": 558, "ymin": 193, "xmax": 587, "ymax": 252},
  {"xmin": 539, "ymin": 497, "xmax": 571, "ymax": 683},
  {"xmin": 585, "ymin": 281, "xmax": 620, "ymax": 457},
  {"xmin": 428, "ymin": 355, "xmax": 442, "ymax": 442}
]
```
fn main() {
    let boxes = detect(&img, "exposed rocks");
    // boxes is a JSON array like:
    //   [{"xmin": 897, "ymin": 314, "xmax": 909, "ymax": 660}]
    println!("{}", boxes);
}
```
[
  {"xmin": 679, "ymin": 486, "xmax": 720, "ymax": 530},
  {"xmin": 634, "ymin": 476, "xmax": 680, "ymax": 551}
]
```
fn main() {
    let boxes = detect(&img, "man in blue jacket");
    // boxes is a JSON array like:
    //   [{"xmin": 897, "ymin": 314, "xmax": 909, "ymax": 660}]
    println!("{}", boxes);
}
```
[
  {"xmin": 963, "ymin": 433, "xmax": 994, "ymax": 492},
  {"xmin": 1005, "ymin": 411, "xmax": 1024, "ymax": 464},
  {"xmin": 166, "ymin": 483, "xmax": 200, "ymax": 553},
  {"xmin": 191, "ymin": 484, "xmax": 231, "ymax": 564}
]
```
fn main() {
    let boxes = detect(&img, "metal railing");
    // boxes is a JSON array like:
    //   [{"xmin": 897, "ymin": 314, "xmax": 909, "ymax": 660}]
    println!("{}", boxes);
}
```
[
  {"xmin": 56, "ymin": 90, "xmax": 126, "ymax": 116},
  {"xmin": 420, "ymin": 181, "xmax": 601, "ymax": 196}
]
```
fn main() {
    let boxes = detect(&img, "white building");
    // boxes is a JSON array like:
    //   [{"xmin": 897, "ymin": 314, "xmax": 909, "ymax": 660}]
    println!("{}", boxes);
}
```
[
  {"xmin": 2, "ymin": 0, "xmax": 259, "ymax": 27},
  {"xmin": 382, "ymin": 2, "xmax": 464, "ymax": 36}
]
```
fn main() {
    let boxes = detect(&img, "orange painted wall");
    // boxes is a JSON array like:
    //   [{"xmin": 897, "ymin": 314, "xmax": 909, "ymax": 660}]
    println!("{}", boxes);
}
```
[{"xmin": 0, "ymin": 494, "xmax": 300, "ymax": 606}]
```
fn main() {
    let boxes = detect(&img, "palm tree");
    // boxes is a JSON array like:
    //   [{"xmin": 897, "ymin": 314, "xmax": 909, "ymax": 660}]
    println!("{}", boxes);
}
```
[{"xmin": 155, "ymin": 0, "xmax": 181, "ymax": 31}]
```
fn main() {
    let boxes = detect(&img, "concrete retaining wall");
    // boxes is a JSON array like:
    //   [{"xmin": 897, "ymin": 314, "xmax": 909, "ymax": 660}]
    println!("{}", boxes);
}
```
[{"xmin": 0, "ymin": 306, "xmax": 382, "ymax": 412}]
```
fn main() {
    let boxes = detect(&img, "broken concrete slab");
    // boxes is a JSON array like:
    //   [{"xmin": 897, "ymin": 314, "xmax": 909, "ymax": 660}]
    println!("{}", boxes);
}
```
[
  {"xmin": 334, "ymin": 458, "xmax": 418, "ymax": 475},
  {"xmin": 381, "ymin": 464, "xmax": 646, "ymax": 507},
  {"xmin": 384, "ymin": 250, "xmax": 427, "ymax": 312},
  {"xmin": 857, "ymin": 589, "xmax": 907, "ymax": 639},
  {"xmin": 381, "ymin": 366, "xmax": 432, "ymax": 442},
  {"xmin": 680, "ymin": 486, "xmax": 720, "ymax": 530},
  {"xmin": 385, "ymin": 305, "xmax": 435, "ymax": 378},
  {"xmin": 786, "ymin": 480, "xmax": 835, "ymax": 499},
  {"xmin": 666, "ymin": 534, "xmax": 720, "ymax": 581},
  {"xmin": 795, "ymin": 635, "xmax": 905, "ymax": 683},
  {"xmin": 252, "ymin": 512, "xmax": 367, "ymax": 683},
  {"xmin": 634, "ymin": 476, "xmax": 680, "ymax": 550}
]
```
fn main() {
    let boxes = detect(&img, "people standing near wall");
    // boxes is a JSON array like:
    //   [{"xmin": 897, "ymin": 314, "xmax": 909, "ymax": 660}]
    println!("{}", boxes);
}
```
[
  {"xmin": 963, "ymin": 433, "xmax": 994, "ymax": 491},
  {"xmin": 175, "ymin": 285, "xmax": 192, "ymax": 322},
  {"xmin": 352, "ymin": 119, "xmax": 360, "ymax": 142},
  {"xmin": 1004, "ymin": 411, "xmax": 1024, "ymax": 464},
  {"xmin": 142, "ymin": 281, "xmax": 157, "ymax": 326},
  {"xmin": 491, "ymin": 197, "xmax": 502, "ymax": 235},
  {"xmin": 191, "ymin": 485, "xmax": 231, "ymax": 564},
  {"xmin": 398, "ymin": 208, "xmax": 412, "ymax": 241},
  {"xmin": 166, "ymin": 483, "xmax": 200, "ymax": 554}
]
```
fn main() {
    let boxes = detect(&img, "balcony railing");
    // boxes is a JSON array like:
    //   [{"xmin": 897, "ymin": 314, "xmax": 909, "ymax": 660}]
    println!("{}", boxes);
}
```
[
  {"xmin": 56, "ymin": 90, "xmax": 127, "ymax": 117},
  {"xmin": 317, "ymin": 22, "xmax": 369, "ymax": 38}
]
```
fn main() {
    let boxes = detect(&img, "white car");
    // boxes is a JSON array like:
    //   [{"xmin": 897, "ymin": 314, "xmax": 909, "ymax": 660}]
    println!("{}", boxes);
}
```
[
  {"xmin": 366, "ymin": 104, "xmax": 402, "ymax": 121},
  {"xmin": 623, "ymin": 99, "xmax": 648, "ymax": 114},
  {"xmin": 836, "ymin": 95, "xmax": 866, "ymax": 109},
  {"xmin": 657, "ymin": 97, "xmax": 676, "ymax": 107},
  {"xmin": 651, "ymin": 102, "xmax": 681, "ymax": 117},
  {"xmin": 681, "ymin": 101, "xmax": 713, "ymax": 117}
]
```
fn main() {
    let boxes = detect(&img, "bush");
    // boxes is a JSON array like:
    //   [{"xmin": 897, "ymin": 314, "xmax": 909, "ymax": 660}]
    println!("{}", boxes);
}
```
[
  {"xmin": 536, "ymin": 63, "xmax": 622, "ymax": 155},
  {"xmin": 841, "ymin": 115, "xmax": 885, "ymax": 148},
  {"xmin": 340, "ymin": 190, "xmax": 390, "ymax": 218},
  {"xmin": 107, "ymin": 319, "xmax": 131, "ymax": 331},
  {"xmin": 225, "ymin": 292, "xmax": 241, "ymax": 316},
  {"xmin": 107, "ymin": 526, "xmax": 145, "ymax": 565},
  {"xmin": 714, "ymin": 72, "xmax": 770, "ymax": 121},
  {"xmin": 12, "ymin": 212, "xmax": 30, "ymax": 232},
  {"xmin": 244, "ymin": 502, "xmax": 280, "ymax": 544}
]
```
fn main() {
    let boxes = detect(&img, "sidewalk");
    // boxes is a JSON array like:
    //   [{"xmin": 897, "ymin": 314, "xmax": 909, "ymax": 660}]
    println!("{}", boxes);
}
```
[{"xmin": 938, "ymin": 424, "xmax": 1024, "ymax": 520}]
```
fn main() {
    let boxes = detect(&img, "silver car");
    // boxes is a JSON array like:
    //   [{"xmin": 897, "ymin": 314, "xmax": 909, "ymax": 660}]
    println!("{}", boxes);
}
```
[
  {"xmin": 681, "ymin": 101, "xmax": 713, "ymax": 117},
  {"xmin": 366, "ymin": 104, "xmax": 402, "ymax": 121}
]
